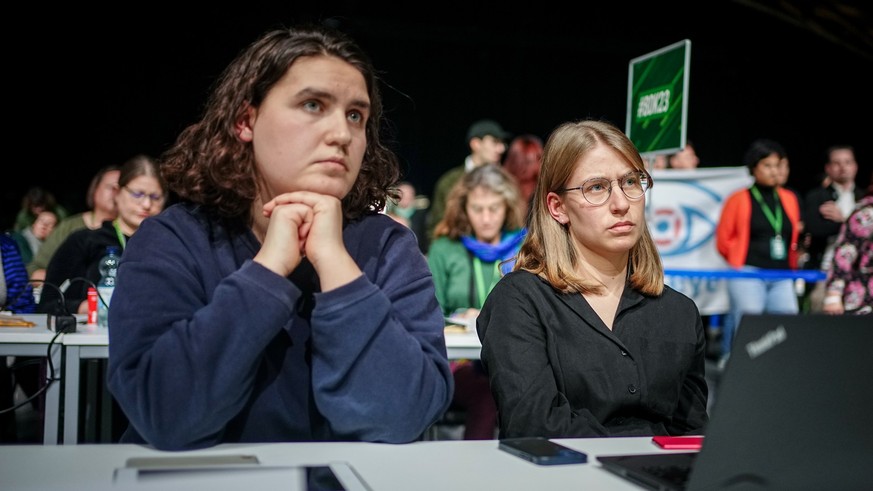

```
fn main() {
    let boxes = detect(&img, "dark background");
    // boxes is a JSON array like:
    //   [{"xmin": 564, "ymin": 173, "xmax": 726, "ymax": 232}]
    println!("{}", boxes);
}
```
[{"xmin": 4, "ymin": 1, "xmax": 872, "ymax": 230}]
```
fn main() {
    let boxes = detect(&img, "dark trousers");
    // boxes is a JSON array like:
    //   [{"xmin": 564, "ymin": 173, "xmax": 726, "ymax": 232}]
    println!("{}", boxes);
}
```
[
  {"xmin": 0, "ymin": 361, "xmax": 17, "ymax": 442},
  {"xmin": 451, "ymin": 360, "xmax": 498, "ymax": 440},
  {"xmin": 0, "ymin": 357, "xmax": 44, "ymax": 443}
]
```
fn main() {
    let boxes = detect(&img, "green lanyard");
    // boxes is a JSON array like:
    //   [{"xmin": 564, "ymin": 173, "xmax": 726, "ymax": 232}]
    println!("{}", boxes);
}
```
[
  {"xmin": 113, "ymin": 220, "xmax": 127, "ymax": 250},
  {"xmin": 749, "ymin": 186, "xmax": 783, "ymax": 237},
  {"xmin": 472, "ymin": 257, "xmax": 501, "ymax": 309}
]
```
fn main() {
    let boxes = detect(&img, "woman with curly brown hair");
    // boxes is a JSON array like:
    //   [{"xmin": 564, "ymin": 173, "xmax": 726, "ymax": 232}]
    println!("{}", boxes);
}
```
[
  {"xmin": 106, "ymin": 24, "xmax": 452, "ymax": 450},
  {"xmin": 428, "ymin": 163, "xmax": 526, "ymax": 439}
]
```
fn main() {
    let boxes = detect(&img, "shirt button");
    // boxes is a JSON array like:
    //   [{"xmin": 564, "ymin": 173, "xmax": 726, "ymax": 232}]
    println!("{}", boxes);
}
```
[
  {"xmin": 620, "ymin": 350, "xmax": 628, "ymax": 356},
  {"xmin": 627, "ymin": 384, "xmax": 638, "ymax": 394}
]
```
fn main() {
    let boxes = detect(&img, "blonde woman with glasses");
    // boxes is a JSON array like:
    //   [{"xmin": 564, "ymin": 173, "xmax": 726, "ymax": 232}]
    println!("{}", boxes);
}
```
[{"xmin": 477, "ymin": 119, "xmax": 708, "ymax": 439}]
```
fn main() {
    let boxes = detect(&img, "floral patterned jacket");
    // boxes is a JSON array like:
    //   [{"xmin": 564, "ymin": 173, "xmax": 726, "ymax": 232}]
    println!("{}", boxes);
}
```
[{"xmin": 825, "ymin": 195, "xmax": 873, "ymax": 314}]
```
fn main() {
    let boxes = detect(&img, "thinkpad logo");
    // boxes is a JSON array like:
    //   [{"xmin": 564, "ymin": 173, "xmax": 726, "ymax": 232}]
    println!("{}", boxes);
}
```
[{"xmin": 745, "ymin": 325, "xmax": 787, "ymax": 359}]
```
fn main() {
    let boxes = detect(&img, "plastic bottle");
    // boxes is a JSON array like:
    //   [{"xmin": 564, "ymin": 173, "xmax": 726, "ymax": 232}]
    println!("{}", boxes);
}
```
[{"xmin": 96, "ymin": 245, "xmax": 121, "ymax": 329}]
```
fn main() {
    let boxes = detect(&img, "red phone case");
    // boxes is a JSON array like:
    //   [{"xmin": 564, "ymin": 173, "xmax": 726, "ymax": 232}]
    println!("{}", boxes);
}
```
[{"xmin": 652, "ymin": 435, "xmax": 704, "ymax": 450}]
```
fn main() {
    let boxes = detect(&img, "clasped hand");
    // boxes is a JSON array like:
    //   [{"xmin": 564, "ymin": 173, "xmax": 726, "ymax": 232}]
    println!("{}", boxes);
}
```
[{"xmin": 255, "ymin": 191, "xmax": 346, "ymax": 278}]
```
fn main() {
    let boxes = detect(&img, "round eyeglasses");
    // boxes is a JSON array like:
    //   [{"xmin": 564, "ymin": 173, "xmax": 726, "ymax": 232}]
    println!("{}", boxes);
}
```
[{"xmin": 560, "ymin": 172, "xmax": 651, "ymax": 206}]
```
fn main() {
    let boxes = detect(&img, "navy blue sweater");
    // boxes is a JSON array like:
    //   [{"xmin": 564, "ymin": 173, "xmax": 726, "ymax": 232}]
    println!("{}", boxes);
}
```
[{"xmin": 107, "ymin": 203, "xmax": 453, "ymax": 450}]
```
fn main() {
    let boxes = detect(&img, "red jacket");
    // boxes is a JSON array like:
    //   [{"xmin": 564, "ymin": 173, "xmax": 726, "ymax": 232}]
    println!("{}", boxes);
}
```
[{"xmin": 716, "ymin": 187, "xmax": 801, "ymax": 269}]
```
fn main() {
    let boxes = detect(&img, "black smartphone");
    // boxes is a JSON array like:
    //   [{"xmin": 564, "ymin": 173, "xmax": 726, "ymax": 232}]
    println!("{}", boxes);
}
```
[
  {"xmin": 114, "ymin": 460, "xmax": 369, "ymax": 490},
  {"xmin": 498, "ymin": 437, "xmax": 588, "ymax": 465}
]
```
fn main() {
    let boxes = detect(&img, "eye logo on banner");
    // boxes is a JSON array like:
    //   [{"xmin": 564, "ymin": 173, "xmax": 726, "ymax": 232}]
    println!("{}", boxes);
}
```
[
  {"xmin": 647, "ymin": 167, "xmax": 753, "ymax": 315},
  {"xmin": 649, "ymin": 181, "xmax": 722, "ymax": 256}
]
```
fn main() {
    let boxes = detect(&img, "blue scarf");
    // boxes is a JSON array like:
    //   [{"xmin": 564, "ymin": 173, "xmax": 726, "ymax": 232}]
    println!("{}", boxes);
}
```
[{"xmin": 460, "ymin": 228, "xmax": 526, "ymax": 263}]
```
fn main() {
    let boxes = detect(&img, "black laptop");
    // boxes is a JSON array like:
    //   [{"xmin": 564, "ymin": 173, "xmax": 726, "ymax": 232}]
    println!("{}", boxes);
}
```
[{"xmin": 597, "ymin": 314, "xmax": 873, "ymax": 490}]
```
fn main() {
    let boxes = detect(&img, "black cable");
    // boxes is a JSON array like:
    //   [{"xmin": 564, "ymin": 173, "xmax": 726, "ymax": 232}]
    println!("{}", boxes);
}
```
[
  {"xmin": 0, "ymin": 280, "xmax": 77, "ymax": 415},
  {"xmin": 56, "ymin": 276, "xmax": 104, "ymax": 314},
  {"xmin": 2, "ymin": 276, "xmax": 107, "ymax": 417},
  {"xmin": 0, "ymin": 329, "xmax": 63, "ymax": 416}
]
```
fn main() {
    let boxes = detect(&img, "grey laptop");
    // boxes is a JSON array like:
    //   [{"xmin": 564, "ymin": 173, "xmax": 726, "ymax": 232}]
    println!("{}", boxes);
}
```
[{"xmin": 597, "ymin": 314, "xmax": 873, "ymax": 490}]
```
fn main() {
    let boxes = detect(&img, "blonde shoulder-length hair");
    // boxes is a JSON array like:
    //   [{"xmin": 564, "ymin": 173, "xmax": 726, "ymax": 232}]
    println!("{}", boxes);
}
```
[{"xmin": 514, "ymin": 119, "xmax": 664, "ymax": 296}]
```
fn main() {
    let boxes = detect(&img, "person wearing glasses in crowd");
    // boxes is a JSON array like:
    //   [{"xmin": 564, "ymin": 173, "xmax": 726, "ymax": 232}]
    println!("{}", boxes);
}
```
[
  {"xmin": 28, "ymin": 155, "xmax": 165, "ymax": 442},
  {"xmin": 39, "ymin": 155, "xmax": 166, "ymax": 316},
  {"xmin": 477, "ymin": 119, "xmax": 708, "ymax": 438}
]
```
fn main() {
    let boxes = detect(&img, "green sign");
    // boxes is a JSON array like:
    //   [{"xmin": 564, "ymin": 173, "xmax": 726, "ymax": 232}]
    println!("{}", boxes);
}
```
[{"xmin": 626, "ymin": 39, "xmax": 690, "ymax": 155}]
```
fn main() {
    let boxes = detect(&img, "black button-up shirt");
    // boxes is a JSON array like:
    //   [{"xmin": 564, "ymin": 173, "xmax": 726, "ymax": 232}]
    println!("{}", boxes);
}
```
[{"xmin": 478, "ymin": 270, "xmax": 709, "ymax": 438}]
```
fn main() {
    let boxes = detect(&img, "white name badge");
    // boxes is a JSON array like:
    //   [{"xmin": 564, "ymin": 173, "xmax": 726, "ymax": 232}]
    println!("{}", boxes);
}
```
[{"xmin": 770, "ymin": 235, "xmax": 786, "ymax": 260}]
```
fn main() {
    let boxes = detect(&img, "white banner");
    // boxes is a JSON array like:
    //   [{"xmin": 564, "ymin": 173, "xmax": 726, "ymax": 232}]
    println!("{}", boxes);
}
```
[{"xmin": 647, "ymin": 167, "xmax": 753, "ymax": 315}]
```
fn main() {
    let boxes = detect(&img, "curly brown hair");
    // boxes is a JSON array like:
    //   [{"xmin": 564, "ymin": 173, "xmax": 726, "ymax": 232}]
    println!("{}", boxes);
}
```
[{"xmin": 160, "ymin": 24, "xmax": 399, "ymax": 222}]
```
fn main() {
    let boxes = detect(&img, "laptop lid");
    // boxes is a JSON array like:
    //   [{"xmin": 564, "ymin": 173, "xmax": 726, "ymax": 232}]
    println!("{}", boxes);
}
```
[
  {"xmin": 598, "ymin": 314, "xmax": 872, "ymax": 490},
  {"xmin": 688, "ymin": 314, "xmax": 872, "ymax": 490}
]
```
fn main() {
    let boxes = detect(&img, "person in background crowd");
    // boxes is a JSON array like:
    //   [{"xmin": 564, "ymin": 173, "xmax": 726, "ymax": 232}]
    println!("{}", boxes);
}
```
[
  {"xmin": 0, "ymin": 234, "xmax": 36, "ymax": 314},
  {"xmin": 716, "ymin": 139, "xmax": 801, "ymax": 360},
  {"xmin": 34, "ymin": 155, "xmax": 165, "ymax": 443},
  {"xmin": 775, "ymin": 155, "xmax": 802, "ymax": 206},
  {"xmin": 802, "ymin": 145, "xmax": 862, "ymax": 312},
  {"xmin": 649, "ymin": 154, "xmax": 668, "ymax": 170},
  {"xmin": 478, "ymin": 119, "xmax": 708, "ymax": 438},
  {"xmin": 667, "ymin": 141, "xmax": 699, "ymax": 169},
  {"xmin": 385, "ymin": 181, "xmax": 418, "ymax": 228},
  {"xmin": 384, "ymin": 181, "xmax": 429, "ymax": 252},
  {"xmin": 427, "ymin": 119, "xmax": 510, "ymax": 237},
  {"xmin": 6, "ymin": 209, "xmax": 58, "ymax": 436},
  {"xmin": 428, "ymin": 163, "xmax": 526, "ymax": 440},
  {"xmin": 501, "ymin": 134, "xmax": 544, "ymax": 224},
  {"xmin": 11, "ymin": 186, "xmax": 67, "ymax": 233},
  {"xmin": 645, "ymin": 141, "xmax": 698, "ymax": 172},
  {"xmin": 822, "ymin": 170, "xmax": 873, "ymax": 315},
  {"xmin": 27, "ymin": 165, "xmax": 121, "ymax": 281},
  {"xmin": 0, "ymin": 232, "xmax": 37, "ymax": 442},
  {"xmin": 106, "ymin": 24, "xmax": 452, "ymax": 451},
  {"xmin": 38, "ymin": 155, "xmax": 165, "ymax": 316},
  {"xmin": 11, "ymin": 210, "xmax": 58, "ymax": 268}
]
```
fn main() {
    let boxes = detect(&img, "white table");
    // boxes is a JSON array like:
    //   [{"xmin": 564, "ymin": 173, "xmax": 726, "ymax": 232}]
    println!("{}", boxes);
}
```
[
  {"xmin": 56, "ymin": 327, "xmax": 481, "ymax": 445},
  {"xmin": 0, "ymin": 313, "xmax": 62, "ymax": 444},
  {"xmin": 0, "ymin": 436, "xmax": 668, "ymax": 490},
  {"xmin": 62, "ymin": 323, "xmax": 109, "ymax": 445},
  {"xmin": 444, "ymin": 330, "xmax": 481, "ymax": 360}
]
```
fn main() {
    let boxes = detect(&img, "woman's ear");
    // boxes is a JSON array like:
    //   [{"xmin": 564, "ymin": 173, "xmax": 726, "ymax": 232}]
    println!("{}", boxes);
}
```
[
  {"xmin": 546, "ymin": 192, "xmax": 567, "ymax": 225},
  {"xmin": 235, "ymin": 104, "xmax": 256, "ymax": 142}
]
